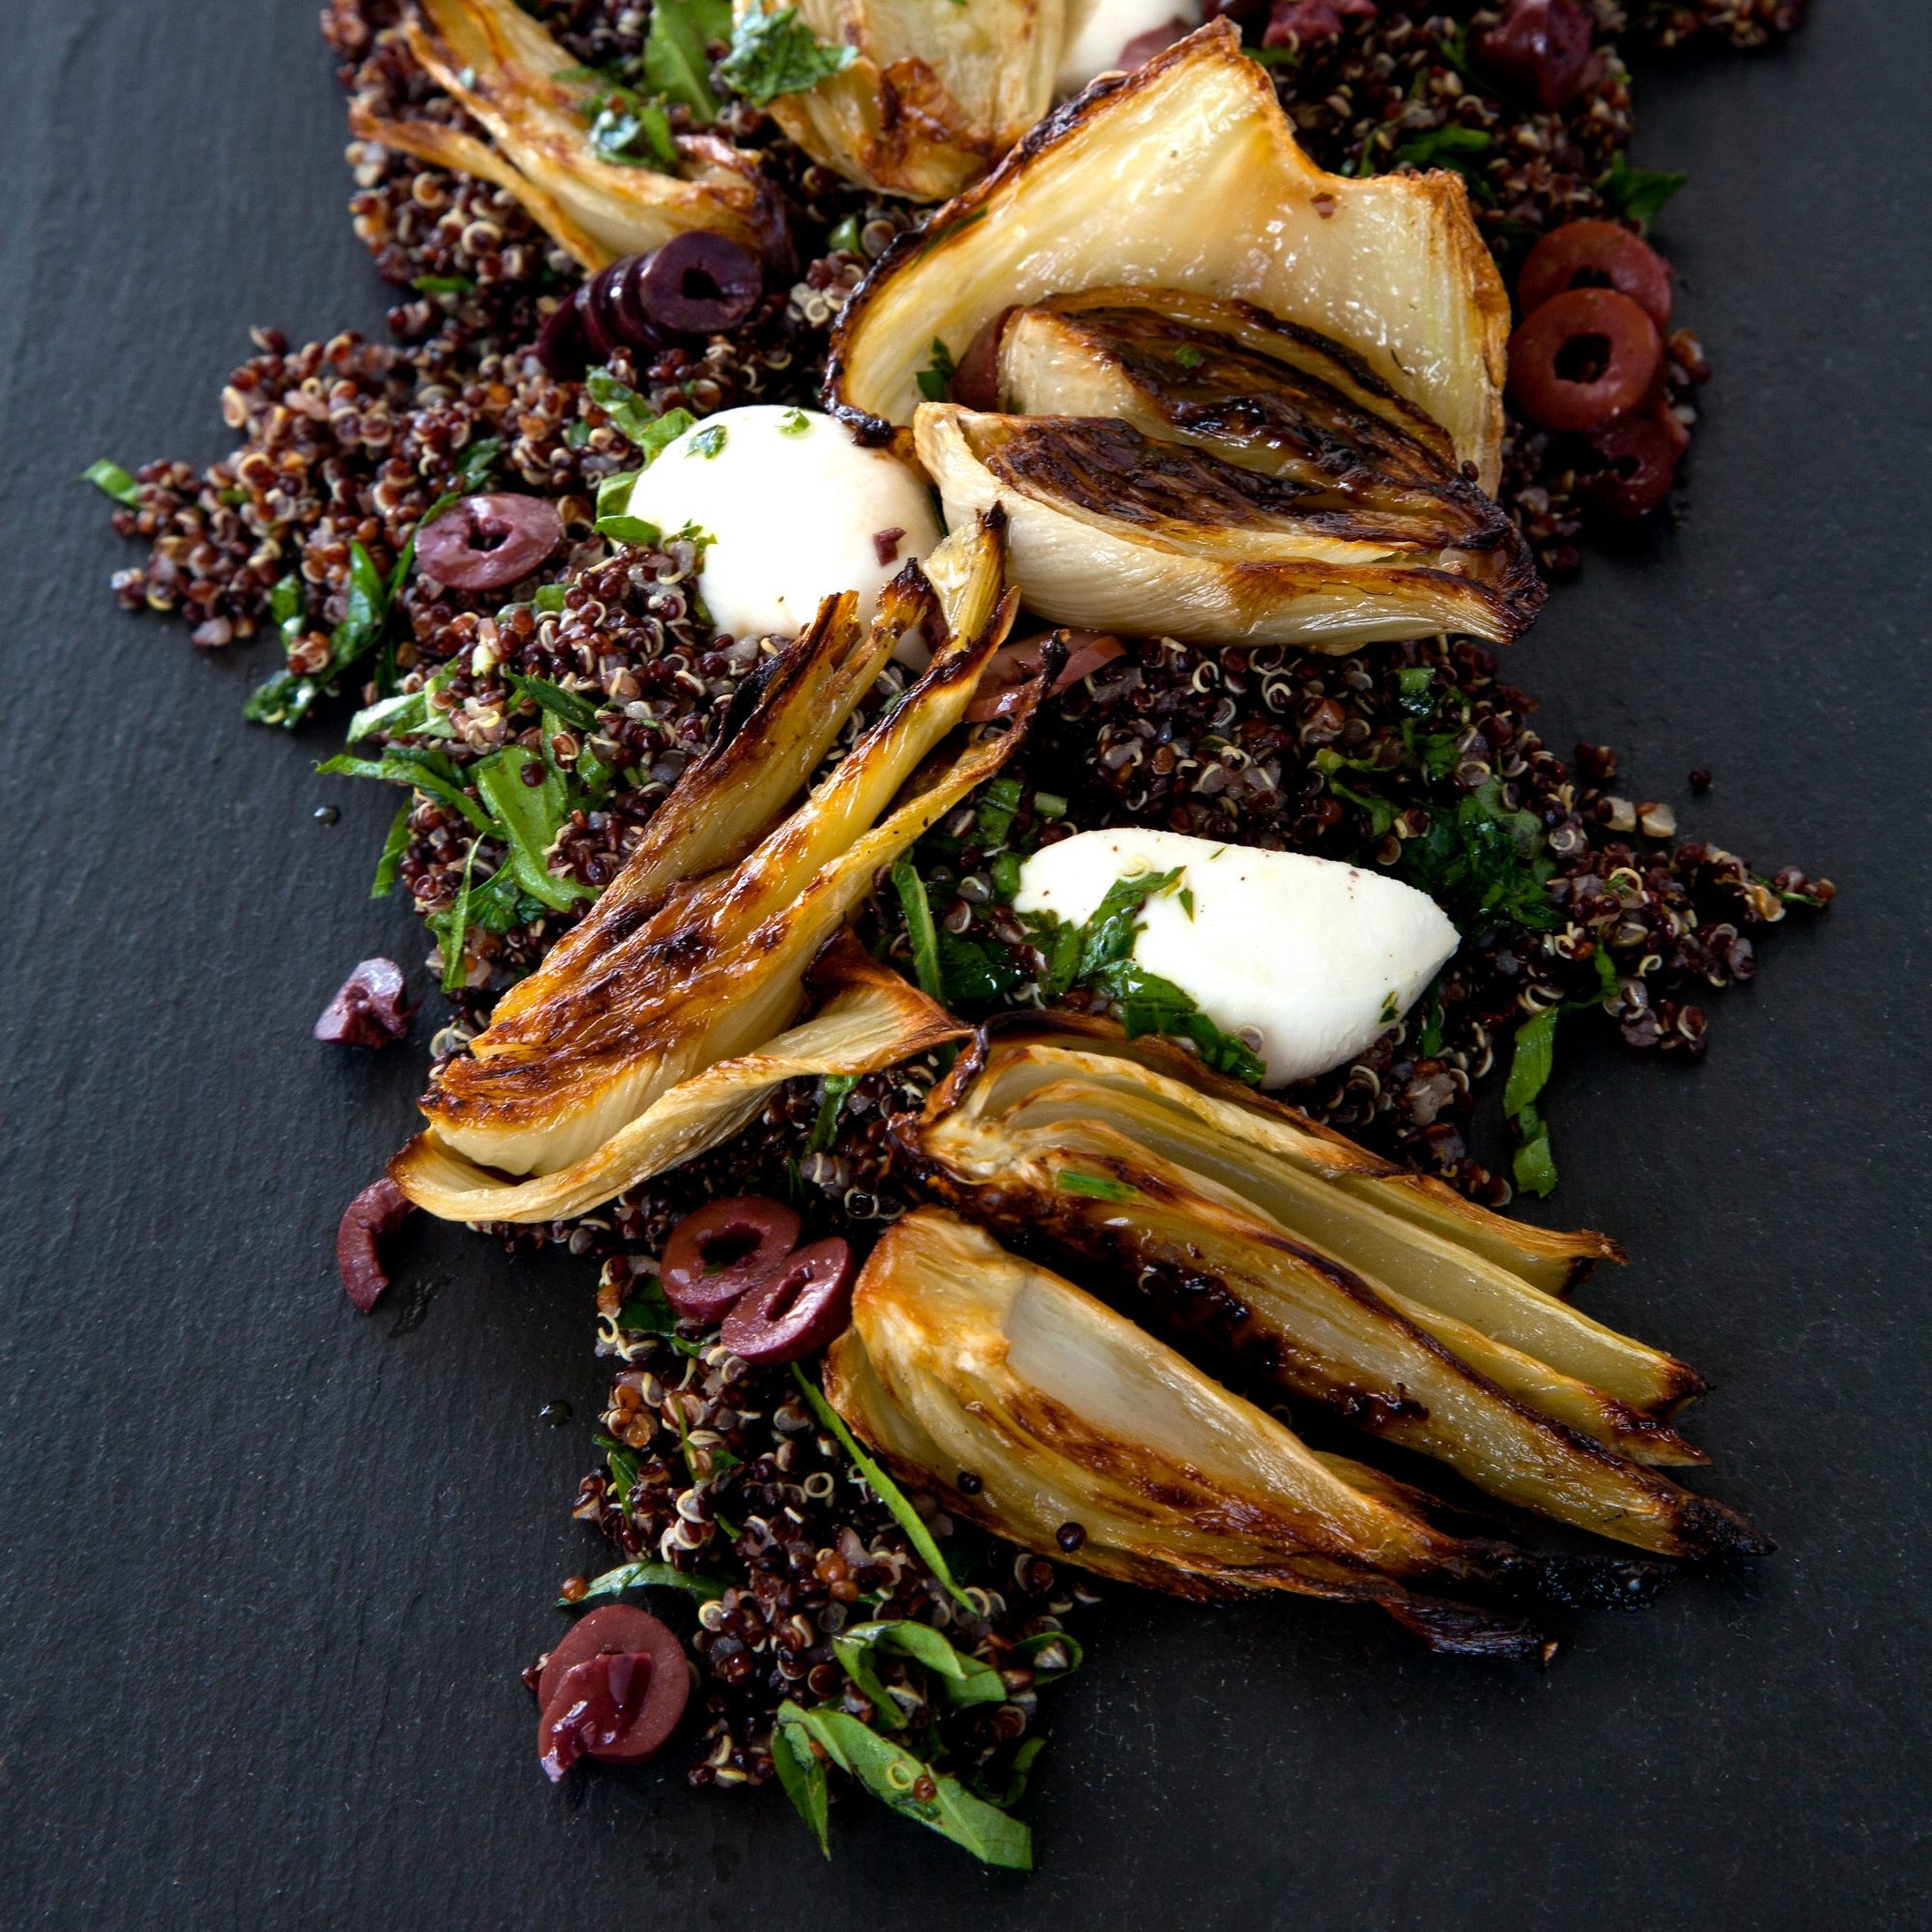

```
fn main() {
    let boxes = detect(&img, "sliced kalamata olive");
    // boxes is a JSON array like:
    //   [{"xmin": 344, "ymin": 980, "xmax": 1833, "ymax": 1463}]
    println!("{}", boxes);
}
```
[
  {"xmin": 1475, "ymin": 0, "xmax": 1602, "ymax": 112},
  {"xmin": 572, "ymin": 278, "xmax": 618, "ymax": 361},
  {"xmin": 721, "ymin": 1237, "xmax": 856, "ymax": 1365},
  {"xmin": 635, "ymin": 231, "xmax": 762, "ymax": 337},
  {"xmin": 965, "ymin": 630, "xmax": 1125, "ymax": 724},
  {"xmin": 607, "ymin": 253, "xmax": 662, "ymax": 350},
  {"xmin": 537, "ymin": 1603, "xmax": 674, "ymax": 1711},
  {"xmin": 660, "ymin": 1195, "xmax": 801, "ymax": 1321},
  {"xmin": 537, "ymin": 1636, "xmax": 690, "ymax": 1780},
  {"xmin": 949, "ymin": 305, "xmax": 1017, "ymax": 412},
  {"xmin": 1579, "ymin": 412, "xmax": 1681, "ymax": 521},
  {"xmin": 1507, "ymin": 288, "xmax": 1662, "ymax": 434},
  {"xmin": 534, "ymin": 292, "xmax": 590, "ymax": 379},
  {"xmin": 314, "ymin": 957, "xmax": 413, "ymax": 1048},
  {"xmin": 337, "ymin": 1177, "xmax": 413, "ymax": 1313},
  {"xmin": 1518, "ymin": 220, "xmax": 1673, "ymax": 330},
  {"xmin": 415, "ymin": 494, "xmax": 565, "ymax": 592}
]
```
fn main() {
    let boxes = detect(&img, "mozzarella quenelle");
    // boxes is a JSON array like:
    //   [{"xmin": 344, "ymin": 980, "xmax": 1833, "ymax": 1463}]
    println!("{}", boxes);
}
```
[
  {"xmin": 1056, "ymin": 0, "xmax": 1202, "ymax": 95},
  {"xmin": 1013, "ymin": 828, "xmax": 1458, "ymax": 1088},
  {"xmin": 623, "ymin": 405, "xmax": 942, "ymax": 640}
]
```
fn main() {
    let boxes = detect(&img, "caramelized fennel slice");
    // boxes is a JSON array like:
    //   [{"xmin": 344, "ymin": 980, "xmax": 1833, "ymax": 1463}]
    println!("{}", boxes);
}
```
[
  {"xmin": 998, "ymin": 293, "xmax": 1526, "ymax": 557},
  {"xmin": 390, "ymin": 938, "xmax": 962, "ymax": 1224},
  {"xmin": 423, "ymin": 647, "xmax": 1025, "ymax": 1177},
  {"xmin": 827, "ymin": 21, "xmax": 1509, "ymax": 487},
  {"xmin": 352, "ymin": 0, "xmax": 771, "ymax": 268},
  {"xmin": 951, "ymin": 1013, "xmax": 1623, "ymax": 1293},
  {"xmin": 826, "ymin": 1210, "xmax": 1553, "ymax": 1658},
  {"xmin": 991, "ymin": 1067, "xmax": 1698, "ymax": 1414},
  {"xmin": 744, "ymin": 0, "xmax": 1065, "ymax": 201},
  {"xmin": 915, "ymin": 405, "xmax": 1542, "ymax": 648}
]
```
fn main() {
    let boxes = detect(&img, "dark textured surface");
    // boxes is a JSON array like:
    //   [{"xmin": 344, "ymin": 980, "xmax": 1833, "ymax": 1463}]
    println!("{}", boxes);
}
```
[{"xmin": 1, "ymin": 4, "xmax": 1926, "ymax": 1927}]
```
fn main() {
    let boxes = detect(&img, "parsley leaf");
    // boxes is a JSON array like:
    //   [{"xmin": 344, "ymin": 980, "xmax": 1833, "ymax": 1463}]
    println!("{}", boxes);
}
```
[
  {"xmin": 720, "ymin": 3, "xmax": 859, "ymax": 106},
  {"xmin": 643, "ymin": 0, "xmax": 732, "ymax": 122},
  {"xmin": 832, "ymin": 1620, "xmax": 1007, "ymax": 1727},
  {"xmin": 567, "ymin": 1558, "xmax": 727, "ymax": 1607},
  {"xmin": 369, "ymin": 801, "xmax": 412, "ymax": 900},
  {"xmin": 471, "ymin": 747, "xmax": 596, "ymax": 911},
  {"xmin": 915, "ymin": 337, "xmax": 956, "ymax": 403},
  {"xmin": 245, "ymin": 541, "xmax": 393, "ymax": 730},
  {"xmin": 81, "ymin": 459, "xmax": 141, "ymax": 507},
  {"xmin": 1600, "ymin": 154, "xmax": 1688, "ymax": 235},
  {"xmin": 687, "ymin": 422, "xmax": 727, "ymax": 459},
  {"xmin": 584, "ymin": 371, "xmax": 694, "ymax": 458}
]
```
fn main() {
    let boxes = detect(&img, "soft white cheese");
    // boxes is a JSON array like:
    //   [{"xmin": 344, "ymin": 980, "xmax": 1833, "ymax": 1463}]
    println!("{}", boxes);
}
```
[
  {"xmin": 624, "ymin": 404, "xmax": 942, "ymax": 640},
  {"xmin": 1013, "ymin": 828, "xmax": 1458, "ymax": 1087},
  {"xmin": 1056, "ymin": 0, "xmax": 1202, "ymax": 96}
]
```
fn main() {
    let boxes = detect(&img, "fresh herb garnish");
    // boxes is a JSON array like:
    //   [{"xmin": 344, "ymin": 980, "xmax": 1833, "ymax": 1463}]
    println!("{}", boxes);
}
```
[
  {"xmin": 431, "ymin": 838, "xmax": 481, "ymax": 991},
  {"xmin": 808, "ymin": 1073, "xmax": 858, "ymax": 1152},
  {"xmin": 719, "ymin": 3, "xmax": 858, "ymax": 106},
  {"xmin": 832, "ymin": 1620, "xmax": 1008, "ymax": 1727},
  {"xmin": 246, "ymin": 542, "xmax": 394, "ymax": 730},
  {"xmin": 1174, "ymin": 344, "xmax": 1205, "ymax": 370},
  {"xmin": 471, "ymin": 746, "xmax": 596, "ymax": 911},
  {"xmin": 975, "ymin": 776, "xmax": 1022, "ymax": 848},
  {"xmin": 687, "ymin": 422, "xmax": 727, "ymax": 459},
  {"xmin": 504, "ymin": 670, "xmax": 603, "ymax": 734},
  {"xmin": 1601, "ymin": 153, "xmax": 1688, "ymax": 235},
  {"xmin": 81, "ymin": 459, "xmax": 141, "ymax": 507},
  {"xmin": 615, "ymin": 1270, "xmax": 679, "ymax": 1336},
  {"xmin": 642, "ymin": 0, "xmax": 732, "ymax": 121},
  {"xmin": 773, "ymin": 1702, "xmax": 1032, "ymax": 1870},
  {"xmin": 411, "ymin": 273, "xmax": 473, "ymax": 296},
  {"xmin": 584, "ymin": 371, "xmax": 694, "ymax": 458},
  {"xmin": 533, "ymin": 582, "xmax": 569, "ymax": 613},
  {"xmin": 778, "ymin": 406, "xmax": 811, "ymax": 435},
  {"xmin": 595, "ymin": 513, "xmax": 664, "ymax": 548},
  {"xmin": 915, "ymin": 337, "xmax": 956, "ymax": 403},
  {"xmin": 369, "ymin": 802, "xmax": 412, "ymax": 900},
  {"xmin": 565, "ymin": 1558, "xmax": 727, "ymax": 1607},
  {"xmin": 826, "ymin": 214, "xmax": 862, "ymax": 254},
  {"xmin": 1396, "ymin": 780, "xmax": 1558, "ymax": 934},
  {"xmin": 791, "ymin": 1367, "xmax": 973, "ymax": 1610},
  {"xmin": 317, "ymin": 747, "xmax": 495, "ymax": 836},
  {"xmin": 771, "ymin": 1711, "xmax": 833, "ymax": 1857},
  {"xmin": 891, "ymin": 860, "xmax": 945, "ymax": 1005},
  {"xmin": 1056, "ymin": 1169, "xmax": 1137, "ymax": 1203}
]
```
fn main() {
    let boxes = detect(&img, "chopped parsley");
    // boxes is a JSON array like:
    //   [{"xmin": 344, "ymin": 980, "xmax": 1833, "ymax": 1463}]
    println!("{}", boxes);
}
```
[
  {"xmin": 1173, "ymin": 344, "xmax": 1205, "ymax": 370},
  {"xmin": 81, "ymin": 459, "xmax": 141, "ymax": 507},
  {"xmin": 1601, "ymin": 154, "xmax": 1689, "ymax": 235},
  {"xmin": 915, "ymin": 337, "xmax": 956, "ymax": 403},
  {"xmin": 687, "ymin": 422, "xmax": 728, "ymax": 458},
  {"xmin": 778, "ymin": 406, "xmax": 811, "ymax": 435},
  {"xmin": 584, "ymin": 371, "xmax": 693, "ymax": 459},
  {"xmin": 719, "ymin": 3, "xmax": 858, "ymax": 106}
]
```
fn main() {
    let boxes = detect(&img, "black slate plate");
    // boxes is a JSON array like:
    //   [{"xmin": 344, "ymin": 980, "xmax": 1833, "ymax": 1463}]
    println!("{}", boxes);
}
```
[{"xmin": 2, "ymin": 4, "xmax": 1926, "ymax": 1927}]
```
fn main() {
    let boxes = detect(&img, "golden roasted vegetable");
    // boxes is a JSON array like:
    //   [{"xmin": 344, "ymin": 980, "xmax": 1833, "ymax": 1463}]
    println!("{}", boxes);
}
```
[
  {"xmin": 738, "ymin": 0, "xmax": 1066, "ymax": 201},
  {"xmin": 828, "ymin": 21, "xmax": 1510, "ymax": 488},
  {"xmin": 895, "ymin": 1021, "xmax": 1765, "ymax": 1557},
  {"xmin": 829, "ymin": 1209, "xmax": 1660, "ymax": 1658},
  {"xmin": 390, "ymin": 516, "xmax": 1035, "ymax": 1220},
  {"xmin": 391, "ymin": 936, "xmax": 961, "ymax": 1223},
  {"xmin": 350, "ymin": 0, "xmax": 777, "ymax": 269},
  {"xmin": 914, "ymin": 401, "xmax": 1542, "ymax": 647}
]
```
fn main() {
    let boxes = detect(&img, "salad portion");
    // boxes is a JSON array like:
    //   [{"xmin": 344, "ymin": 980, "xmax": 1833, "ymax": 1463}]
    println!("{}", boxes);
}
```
[{"xmin": 92, "ymin": 0, "xmax": 1824, "ymax": 1874}]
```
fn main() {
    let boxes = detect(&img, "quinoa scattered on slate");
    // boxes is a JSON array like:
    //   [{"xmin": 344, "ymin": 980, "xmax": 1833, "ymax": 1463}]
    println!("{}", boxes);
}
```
[{"xmin": 90, "ymin": 0, "xmax": 1822, "ymax": 1811}]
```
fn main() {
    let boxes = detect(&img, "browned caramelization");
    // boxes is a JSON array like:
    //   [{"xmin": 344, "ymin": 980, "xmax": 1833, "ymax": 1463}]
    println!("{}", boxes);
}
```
[{"xmin": 89, "ymin": 0, "xmax": 1819, "ymax": 1814}]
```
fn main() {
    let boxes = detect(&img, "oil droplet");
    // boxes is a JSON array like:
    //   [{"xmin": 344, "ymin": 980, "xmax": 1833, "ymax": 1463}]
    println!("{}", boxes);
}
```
[
  {"xmin": 314, "ymin": 804, "xmax": 340, "ymax": 824},
  {"xmin": 539, "ymin": 1399, "xmax": 574, "ymax": 1427}
]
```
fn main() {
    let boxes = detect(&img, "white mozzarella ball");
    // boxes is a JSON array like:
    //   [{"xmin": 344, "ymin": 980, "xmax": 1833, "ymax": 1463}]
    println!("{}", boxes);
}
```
[
  {"xmin": 1056, "ymin": 0, "xmax": 1202, "ymax": 96},
  {"xmin": 625, "ymin": 405, "xmax": 942, "ymax": 640},
  {"xmin": 1014, "ymin": 828, "xmax": 1458, "ymax": 1087}
]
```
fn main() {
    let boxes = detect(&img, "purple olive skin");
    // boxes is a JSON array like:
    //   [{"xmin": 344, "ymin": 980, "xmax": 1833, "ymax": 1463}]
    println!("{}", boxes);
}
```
[
  {"xmin": 537, "ymin": 1626, "xmax": 689, "ymax": 1781},
  {"xmin": 415, "ymin": 494, "xmax": 564, "ymax": 592},
  {"xmin": 635, "ymin": 232, "xmax": 761, "ymax": 338},
  {"xmin": 535, "ymin": 294, "xmax": 589, "ymax": 379},
  {"xmin": 721, "ymin": 1237, "xmax": 856, "ymax": 1365},
  {"xmin": 660, "ymin": 1196, "xmax": 801, "ymax": 1321},
  {"xmin": 337, "ymin": 1178, "xmax": 413, "ymax": 1314},
  {"xmin": 314, "ymin": 957, "xmax": 412, "ymax": 1047},
  {"xmin": 537, "ymin": 1604, "xmax": 672, "ymax": 1712}
]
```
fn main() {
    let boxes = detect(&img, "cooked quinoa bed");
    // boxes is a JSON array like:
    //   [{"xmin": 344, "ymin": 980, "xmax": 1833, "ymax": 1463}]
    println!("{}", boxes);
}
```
[{"xmin": 94, "ymin": 0, "xmax": 1822, "ymax": 1814}]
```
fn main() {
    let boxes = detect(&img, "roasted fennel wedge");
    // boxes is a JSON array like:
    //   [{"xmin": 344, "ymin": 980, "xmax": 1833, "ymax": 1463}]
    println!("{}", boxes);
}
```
[
  {"xmin": 916, "ymin": 403, "xmax": 1542, "ymax": 648},
  {"xmin": 738, "ymin": 0, "xmax": 1065, "ymax": 201},
  {"xmin": 390, "ymin": 517, "xmax": 1038, "ymax": 1220},
  {"xmin": 895, "ymin": 1023, "xmax": 1764, "ymax": 1557},
  {"xmin": 997, "ymin": 292, "xmax": 1535, "ymax": 572},
  {"xmin": 828, "ymin": 21, "xmax": 1509, "ymax": 487},
  {"xmin": 828, "ymin": 1210, "xmax": 1662, "ymax": 1659},
  {"xmin": 351, "ymin": 0, "xmax": 777, "ymax": 269}
]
